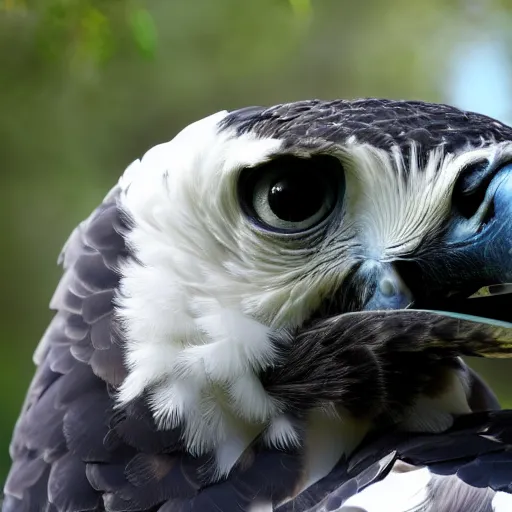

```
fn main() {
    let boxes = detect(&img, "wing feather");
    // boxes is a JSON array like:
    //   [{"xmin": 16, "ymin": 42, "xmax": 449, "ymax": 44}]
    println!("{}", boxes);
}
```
[{"xmin": 4, "ymin": 188, "xmax": 128, "ymax": 510}]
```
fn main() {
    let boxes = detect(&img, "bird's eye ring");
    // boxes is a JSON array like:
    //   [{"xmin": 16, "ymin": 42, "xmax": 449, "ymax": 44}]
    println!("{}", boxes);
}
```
[{"xmin": 238, "ymin": 154, "xmax": 344, "ymax": 233}]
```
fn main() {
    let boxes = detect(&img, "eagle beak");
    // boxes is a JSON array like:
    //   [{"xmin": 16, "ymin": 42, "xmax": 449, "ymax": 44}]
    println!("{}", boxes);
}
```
[{"xmin": 360, "ymin": 163, "xmax": 512, "ymax": 357}]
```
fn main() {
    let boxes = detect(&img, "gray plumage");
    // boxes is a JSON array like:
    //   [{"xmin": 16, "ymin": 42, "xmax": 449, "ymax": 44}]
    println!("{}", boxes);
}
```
[{"xmin": 4, "ymin": 98, "xmax": 512, "ymax": 512}]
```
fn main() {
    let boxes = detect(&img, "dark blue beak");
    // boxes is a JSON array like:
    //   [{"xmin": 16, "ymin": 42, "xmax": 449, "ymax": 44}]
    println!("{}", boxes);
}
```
[{"xmin": 362, "ymin": 162, "xmax": 512, "ymax": 321}]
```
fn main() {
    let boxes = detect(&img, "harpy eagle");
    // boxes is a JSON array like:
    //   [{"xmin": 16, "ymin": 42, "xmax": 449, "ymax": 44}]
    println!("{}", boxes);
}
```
[{"xmin": 4, "ymin": 98, "xmax": 512, "ymax": 512}]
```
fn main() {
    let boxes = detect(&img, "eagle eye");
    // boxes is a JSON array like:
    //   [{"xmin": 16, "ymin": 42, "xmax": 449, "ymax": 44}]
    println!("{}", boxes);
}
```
[{"xmin": 239, "ymin": 154, "xmax": 344, "ymax": 233}]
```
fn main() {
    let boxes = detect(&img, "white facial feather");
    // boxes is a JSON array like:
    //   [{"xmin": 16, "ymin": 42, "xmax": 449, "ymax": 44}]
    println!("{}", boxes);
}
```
[
  {"xmin": 116, "ymin": 111, "xmax": 292, "ymax": 465},
  {"xmin": 110, "ymin": 109, "xmax": 512, "ymax": 482}
]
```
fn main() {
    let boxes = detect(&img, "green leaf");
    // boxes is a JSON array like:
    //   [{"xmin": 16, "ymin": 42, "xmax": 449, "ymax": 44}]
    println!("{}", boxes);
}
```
[
  {"xmin": 129, "ymin": 7, "xmax": 157, "ymax": 59},
  {"xmin": 288, "ymin": 0, "xmax": 312, "ymax": 19},
  {"xmin": 79, "ymin": 6, "xmax": 114, "ymax": 64}
]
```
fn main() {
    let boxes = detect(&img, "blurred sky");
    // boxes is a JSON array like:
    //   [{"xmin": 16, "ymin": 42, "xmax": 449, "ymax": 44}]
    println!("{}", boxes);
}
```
[
  {"xmin": 450, "ymin": 40, "xmax": 512, "ymax": 123},
  {"xmin": 2, "ymin": 0, "xmax": 512, "ymax": 486}
]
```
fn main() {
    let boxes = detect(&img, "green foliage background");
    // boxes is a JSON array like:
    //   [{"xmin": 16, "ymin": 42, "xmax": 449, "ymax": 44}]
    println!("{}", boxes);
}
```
[{"xmin": 1, "ymin": 0, "xmax": 512, "ymax": 485}]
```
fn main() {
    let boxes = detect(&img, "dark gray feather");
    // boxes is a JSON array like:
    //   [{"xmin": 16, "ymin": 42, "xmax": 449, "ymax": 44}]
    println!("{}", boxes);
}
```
[{"xmin": 223, "ymin": 99, "xmax": 512, "ymax": 158}]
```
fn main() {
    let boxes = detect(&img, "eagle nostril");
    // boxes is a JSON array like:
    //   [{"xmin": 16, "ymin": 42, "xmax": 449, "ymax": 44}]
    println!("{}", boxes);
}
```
[
  {"xmin": 452, "ymin": 160, "xmax": 497, "ymax": 221},
  {"xmin": 363, "ymin": 264, "xmax": 414, "ymax": 311},
  {"xmin": 379, "ymin": 277, "xmax": 396, "ymax": 297}
]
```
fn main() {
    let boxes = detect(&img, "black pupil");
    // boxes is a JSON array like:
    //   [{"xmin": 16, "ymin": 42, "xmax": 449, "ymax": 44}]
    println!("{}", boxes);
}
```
[{"xmin": 268, "ymin": 171, "xmax": 326, "ymax": 222}]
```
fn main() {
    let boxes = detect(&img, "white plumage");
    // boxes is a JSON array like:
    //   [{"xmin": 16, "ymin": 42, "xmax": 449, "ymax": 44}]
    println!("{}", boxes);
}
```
[{"xmin": 107, "ymin": 108, "xmax": 512, "ymax": 491}]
